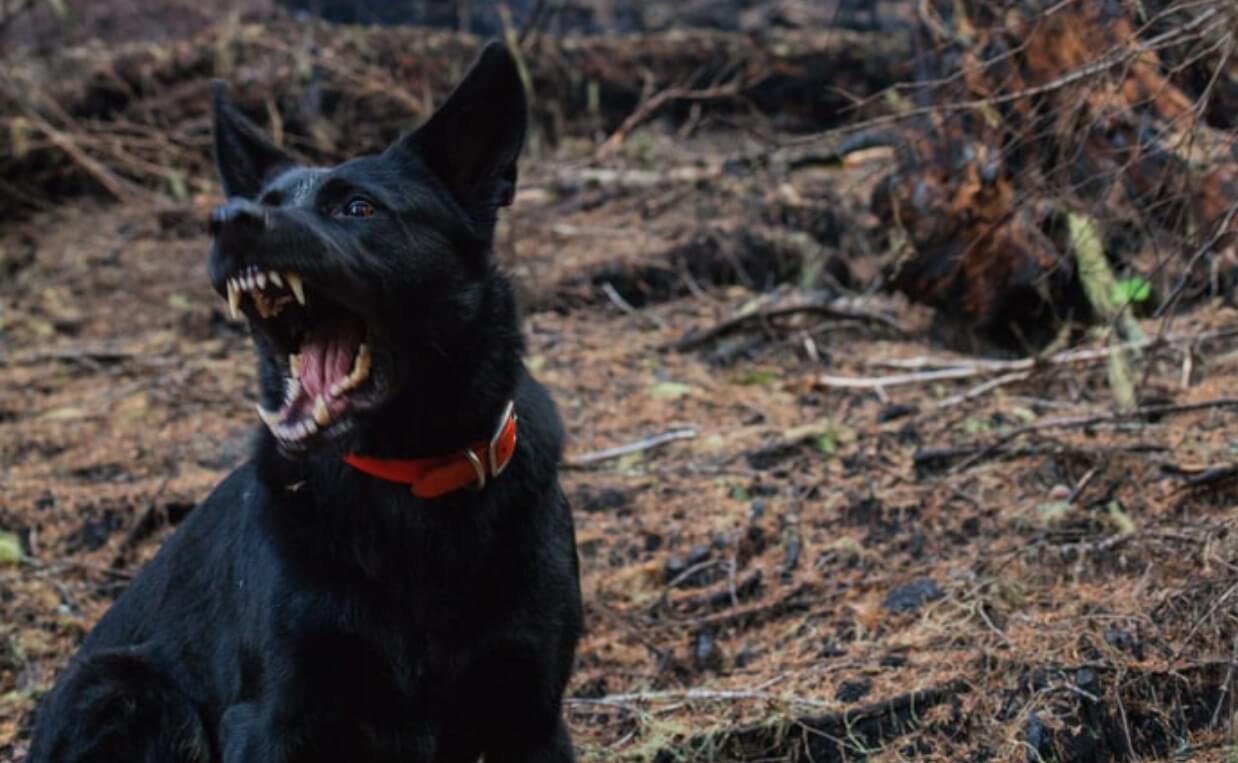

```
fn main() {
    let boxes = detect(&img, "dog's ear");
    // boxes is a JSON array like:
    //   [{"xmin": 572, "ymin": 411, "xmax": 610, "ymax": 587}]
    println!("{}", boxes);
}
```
[
  {"xmin": 394, "ymin": 42, "xmax": 527, "ymax": 215},
  {"xmin": 211, "ymin": 81, "xmax": 294, "ymax": 199}
]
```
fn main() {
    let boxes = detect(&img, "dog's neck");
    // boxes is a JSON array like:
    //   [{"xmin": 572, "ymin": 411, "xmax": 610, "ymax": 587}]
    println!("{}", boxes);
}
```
[{"xmin": 366, "ymin": 271, "xmax": 522, "ymax": 457}]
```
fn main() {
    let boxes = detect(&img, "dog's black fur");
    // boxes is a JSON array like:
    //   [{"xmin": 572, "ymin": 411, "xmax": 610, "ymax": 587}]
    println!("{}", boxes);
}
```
[{"xmin": 29, "ymin": 43, "xmax": 582, "ymax": 763}]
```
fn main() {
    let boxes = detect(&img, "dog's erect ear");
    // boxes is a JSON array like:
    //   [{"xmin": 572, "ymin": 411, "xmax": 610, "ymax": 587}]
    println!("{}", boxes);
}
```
[
  {"xmin": 395, "ymin": 42, "xmax": 527, "ymax": 213},
  {"xmin": 211, "ymin": 81, "xmax": 294, "ymax": 199}
]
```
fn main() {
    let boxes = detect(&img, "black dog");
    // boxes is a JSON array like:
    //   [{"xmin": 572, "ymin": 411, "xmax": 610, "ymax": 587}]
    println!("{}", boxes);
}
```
[{"xmin": 29, "ymin": 43, "xmax": 582, "ymax": 763}]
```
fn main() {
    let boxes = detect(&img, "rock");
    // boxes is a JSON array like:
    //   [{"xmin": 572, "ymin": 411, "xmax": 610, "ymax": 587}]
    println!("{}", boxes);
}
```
[
  {"xmin": 1025, "ymin": 713, "xmax": 1048, "ymax": 762},
  {"xmin": 686, "ymin": 544, "xmax": 711, "ymax": 566},
  {"xmin": 877, "ymin": 403, "xmax": 917, "ymax": 422},
  {"xmin": 1103, "ymin": 627, "xmax": 1143, "ymax": 658},
  {"xmin": 748, "ymin": 500, "xmax": 766, "ymax": 520},
  {"xmin": 882, "ymin": 578, "xmax": 945, "ymax": 614},
  {"xmin": 734, "ymin": 643, "xmax": 759, "ymax": 668},
  {"xmin": 663, "ymin": 556, "xmax": 687, "ymax": 583},
  {"xmin": 835, "ymin": 678, "xmax": 872, "ymax": 703},
  {"xmin": 820, "ymin": 641, "xmax": 847, "ymax": 658},
  {"xmin": 692, "ymin": 630, "xmax": 722, "ymax": 671}
]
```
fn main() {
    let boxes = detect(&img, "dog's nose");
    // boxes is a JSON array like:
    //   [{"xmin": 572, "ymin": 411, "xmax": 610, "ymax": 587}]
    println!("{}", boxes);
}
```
[{"xmin": 209, "ymin": 200, "xmax": 268, "ymax": 239}]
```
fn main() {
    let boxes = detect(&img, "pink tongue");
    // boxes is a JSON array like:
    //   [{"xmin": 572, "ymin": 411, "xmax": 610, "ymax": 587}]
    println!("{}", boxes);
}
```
[{"xmin": 297, "ymin": 319, "xmax": 363, "ymax": 402}]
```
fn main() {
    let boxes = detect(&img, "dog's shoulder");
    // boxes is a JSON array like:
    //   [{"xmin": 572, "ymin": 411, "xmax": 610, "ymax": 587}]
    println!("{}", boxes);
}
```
[{"xmin": 80, "ymin": 460, "xmax": 268, "ymax": 653}]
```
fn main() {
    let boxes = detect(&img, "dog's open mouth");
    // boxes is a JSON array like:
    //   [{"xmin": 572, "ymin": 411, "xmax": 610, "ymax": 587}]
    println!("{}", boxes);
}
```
[{"xmin": 224, "ymin": 265, "xmax": 373, "ymax": 446}]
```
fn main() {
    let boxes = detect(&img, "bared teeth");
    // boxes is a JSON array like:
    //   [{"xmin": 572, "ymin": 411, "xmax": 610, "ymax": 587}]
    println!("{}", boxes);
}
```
[
  {"xmin": 289, "ymin": 354, "xmax": 300, "ymax": 380},
  {"xmin": 256, "ymin": 404, "xmax": 281, "ymax": 431},
  {"xmin": 222, "ymin": 269, "xmax": 306, "ymax": 319},
  {"xmin": 313, "ymin": 396, "xmax": 330, "ymax": 426},
  {"xmin": 227, "ymin": 281, "xmax": 242, "ymax": 320},
  {"xmin": 287, "ymin": 273, "xmax": 306, "ymax": 305},
  {"xmin": 284, "ymin": 375, "xmax": 299, "ymax": 404},
  {"xmin": 348, "ymin": 343, "xmax": 370, "ymax": 387},
  {"xmin": 329, "ymin": 343, "xmax": 371, "ymax": 396},
  {"xmin": 271, "ymin": 415, "xmax": 319, "ymax": 444}
]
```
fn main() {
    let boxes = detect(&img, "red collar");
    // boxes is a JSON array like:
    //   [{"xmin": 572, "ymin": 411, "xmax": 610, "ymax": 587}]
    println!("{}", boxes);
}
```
[{"xmin": 342, "ymin": 401, "xmax": 518, "ymax": 499}]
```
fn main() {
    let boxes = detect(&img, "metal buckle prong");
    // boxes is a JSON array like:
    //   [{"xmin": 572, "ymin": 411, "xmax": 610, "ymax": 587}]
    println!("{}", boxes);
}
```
[
  {"xmin": 489, "ymin": 400, "xmax": 516, "ymax": 477},
  {"xmin": 463, "ymin": 449, "xmax": 486, "ymax": 491}
]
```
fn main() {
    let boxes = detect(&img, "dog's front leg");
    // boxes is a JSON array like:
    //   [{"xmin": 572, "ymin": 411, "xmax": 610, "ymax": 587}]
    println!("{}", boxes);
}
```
[
  {"xmin": 483, "ymin": 715, "xmax": 575, "ymax": 763},
  {"xmin": 220, "ymin": 702, "xmax": 290, "ymax": 763}
]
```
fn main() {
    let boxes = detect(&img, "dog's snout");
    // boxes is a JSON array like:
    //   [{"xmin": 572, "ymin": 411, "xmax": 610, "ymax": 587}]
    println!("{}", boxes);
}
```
[{"xmin": 209, "ymin": 200, "xmax": 269, "ymax": 239}]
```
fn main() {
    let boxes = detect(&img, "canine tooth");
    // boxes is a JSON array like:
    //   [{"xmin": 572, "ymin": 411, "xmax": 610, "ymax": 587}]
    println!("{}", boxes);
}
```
[
  {"xmin": 348, "ymin": 344, "xmax": 371, "ymax": 386},
  {"xmin": 313, "ymin": 396, "xmax": 330, "ymax": 426},
  {"xmin": 287, "ymin": 273, "xmax": 306, "ymax": 305},
  {"xmin": 256, "ymin": 404, "xmax": 281, "ymax": 430},
  {"xmin": 227, "ymin": 282, "xmax": 242, "ymax": 319}
]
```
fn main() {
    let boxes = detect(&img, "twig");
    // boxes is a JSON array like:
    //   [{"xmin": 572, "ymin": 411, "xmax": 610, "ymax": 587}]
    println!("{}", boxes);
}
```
[
  {"xmin": 937, "ymin": 371, "xmax": 1032, "ymax": 408},
  {"xmin": 913, "ymin": 443, "xmax": 1167, "ymax": 473},
  {"xmin": 583, "ymin": 687, "xmax": 833, "ymax": 710},
  {"xmin": 1208, "ymin": 634, "xmax": 1238, "ymax": 729},
  {"xmin": 516, "ymin": 0, "xmax": 550, "ymax": 46},
  {"xmin": 1173, "ymin": 578, "xmax": 1238, "ymax": 662},
  {"xmin": 949, "ymin": 398, "xmax": 1238, "ymax": 473},
  {"xmin": 597, "ymin": 80, "xmax": 746, "ymax": 157},
  {"xmin": 676, "ymin": 297, "xmax": 906, "ymax": 351},
  {"xmin": 1155, "ymin": 202, "xmax": 1238, "ymax": 319},
  {"xmin": 22, "ymin": 110, "xmax": 144, "ymax": 202},
  {"xmin": 600, "ymin": 281, "xmax": 667, "ymax": 330},
  {"xmin": 564, "ymin": 697, "xmax": 645, "ymax": 716},
  {"xmin": 782, "ymin": 6, "xmax": 1223, "ymax": 147},
  {"xmin": 822, "ymin": 327, "xmax": 1238, "ymax": 391},
  {"xmin": 564, "ymin": 428, "xmax": 698, "ymax": 467},
  {"xmin": 819, "ymin": 366, "xmax": 980, "ymax": 389},
  {"xmin": 9, "ymin": 344, "xmax": 141, "ymax": 367}
]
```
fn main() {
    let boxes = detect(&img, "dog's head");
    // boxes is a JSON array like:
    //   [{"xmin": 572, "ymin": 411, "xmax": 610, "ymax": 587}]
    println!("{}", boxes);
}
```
[{"xmin": 207, "ymin": 43, "xmax": 526, "ymax": 456}]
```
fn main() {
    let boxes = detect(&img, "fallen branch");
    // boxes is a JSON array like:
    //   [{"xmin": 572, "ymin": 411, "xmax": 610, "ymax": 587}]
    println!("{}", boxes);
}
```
[
  {"xmin": 676, "ymin": 295, "xmax": 907, "ymax": 351},
  {"xmin": 937, "ymin": 370, "xmax": 1032, "ymax": 408},
  {"xmin": 576, "ymin": 686, "xmax": 833, "ymax": 710},
  {"xmin": 564, "ymin": 427, "xmax": 698, "ymax": 467},
  {"xmin": 913, "ymin": 442, "xmax": 1168, "ymax": 474},
  {"xmin": 948, "ymin": 398, "xmax": 1238, "ymax": 473},
  {"xmin": 600, "ymin": 281, "xmax": 667, "ymax": 330},
  {"xmin": 818, "ymin": 327, "xmax": 1238, "ymax": 394},
  {"xmin": 597, "ymin": 79, "xmax": 747, "ymax": 158},
  {"xmin": 22, "ymin": 110, "xmax": 144, "ymax": 203}
]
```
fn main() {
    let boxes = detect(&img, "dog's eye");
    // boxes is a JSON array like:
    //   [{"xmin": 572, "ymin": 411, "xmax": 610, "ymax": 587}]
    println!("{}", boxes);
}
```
[{"xmin": 342, "ymin": 199, "xmax": 376, "ymax": 218}]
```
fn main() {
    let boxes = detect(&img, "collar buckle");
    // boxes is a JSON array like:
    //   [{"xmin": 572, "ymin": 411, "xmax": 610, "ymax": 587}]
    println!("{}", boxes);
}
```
[
  {"xmin": 488, "ymin": 399, "xmax": 517, "ymax": 478},
  {"xmin": 463, "ymin": 449, "xmax": 487, "ymax": 491}
]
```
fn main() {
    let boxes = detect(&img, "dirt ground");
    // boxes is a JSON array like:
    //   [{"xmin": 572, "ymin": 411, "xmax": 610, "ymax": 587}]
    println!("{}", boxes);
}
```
[
  {"xmin": 1, "ymin": 124, "xmax": 1236, "ymax": 761},
  {"xmin": 1, "ymin": 2, "xmax": 1237, "ymax": 759}
]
